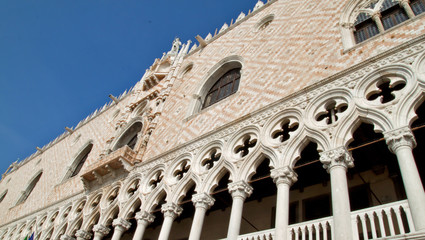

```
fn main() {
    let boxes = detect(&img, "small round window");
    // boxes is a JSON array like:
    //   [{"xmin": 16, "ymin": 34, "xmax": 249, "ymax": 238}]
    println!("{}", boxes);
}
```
[{"xmin": 255, "ymin": 14, "xmax": 274, "ymax": 32}]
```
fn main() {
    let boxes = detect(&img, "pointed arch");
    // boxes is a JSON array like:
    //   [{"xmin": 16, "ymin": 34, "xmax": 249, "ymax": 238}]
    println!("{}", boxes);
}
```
[
  {"xmin": 16, "ymin": 170, "xmax": 43, "ymax": 205},
  {"xmin": 112, "ymin": 119, "xmax": 144, "ymax": 151},
  {"xmin": 64, "ymin": 142, "xmax": 93, "ymax": 180}
]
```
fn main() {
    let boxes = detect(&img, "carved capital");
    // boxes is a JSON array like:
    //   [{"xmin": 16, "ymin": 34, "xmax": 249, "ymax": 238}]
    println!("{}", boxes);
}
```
[
  {"xmin": 60, "ymin": 235, "xmax": 76, "ymax": 240},
  {"xmin": 135, "ymin": 211, "xmax": 155, "ymax": 224},
  {"xmin": 161, "ymin": 203, "xmax": 183, "ymax": 219},
  {"xmin": 192, "ymin": 193, "xmax": 215, "ymax": 210},
  {"xmin": 320, "ymin": 147, "xmax": 354, "ymax": 172},
  {"xmin": 384, "ymin": 126, "xmax": 416, "ymax": 153},
  {"xmin": 112, "ymin": 218, "xmax": 131, "ymax": 231},
  {"xmin": 228, "ymin": 181, "xmax": 253, "ymax": 200},
  {"xmin": 270, "ymin": 167, "xmax": 298, "ymax": 186},
  {"xmin": 92, "ymin": 224, "xmax": 110, "ymax": 236},
  {"xmin": 75, "ymin": 230, "xmax": 92, "ymax": 240}
]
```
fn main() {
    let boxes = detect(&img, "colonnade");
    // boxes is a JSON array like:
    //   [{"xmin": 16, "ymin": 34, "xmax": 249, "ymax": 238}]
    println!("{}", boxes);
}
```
[{"xmin": 63, "ymin": 126, "xmax": 425, "ymax": 240}]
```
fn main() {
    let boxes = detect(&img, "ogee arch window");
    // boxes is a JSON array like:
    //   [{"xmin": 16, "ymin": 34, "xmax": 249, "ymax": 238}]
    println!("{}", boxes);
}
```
[{"xmin": 203, "ymin": 68, "xmax": 241, "ymax": 108}]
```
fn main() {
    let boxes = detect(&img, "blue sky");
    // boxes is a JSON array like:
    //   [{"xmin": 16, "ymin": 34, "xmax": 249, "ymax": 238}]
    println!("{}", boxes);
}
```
[{"xmin": 0, "ymin": 0, "xmax": 259, "ymax": 176}]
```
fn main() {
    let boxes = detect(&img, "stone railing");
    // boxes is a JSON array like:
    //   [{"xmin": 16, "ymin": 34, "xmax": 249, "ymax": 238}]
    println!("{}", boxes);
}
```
[
  {"xmin": 235, "ymin": 200, "xmax": 416, "ymax": 240},
  {"xmin": 351, "ymin": 200, "xmax": 414, "ymax": 240}
]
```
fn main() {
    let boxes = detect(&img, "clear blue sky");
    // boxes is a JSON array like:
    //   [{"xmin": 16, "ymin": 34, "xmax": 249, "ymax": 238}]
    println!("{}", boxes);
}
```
[{"xmin": 0, "ymin": 0, "xmax": 259, "ymax": 176}]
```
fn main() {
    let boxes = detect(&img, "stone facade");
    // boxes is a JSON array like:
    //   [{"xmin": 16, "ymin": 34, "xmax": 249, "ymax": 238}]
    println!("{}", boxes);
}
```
[{"xmin": 1, "ymin": 0, "xmax": 425, "ymax": 239}]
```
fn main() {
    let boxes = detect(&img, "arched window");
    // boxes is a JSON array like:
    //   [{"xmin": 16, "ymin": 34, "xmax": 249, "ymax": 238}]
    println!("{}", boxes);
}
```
[
  {"xmin": 113, "ymin": 122, "xmax": 143, "ymax": 151},
  {"xmin": 342, "ymin": 0, "xmax": 425, "ymax": 47},
  {"xmin": 17, "ymin": 171, "xmax": 42, "ymax": 205},
  {"xmin": 69, "ymin": 144, "xmax": 93, "ymax": 178},
  {"xmin": 203, "ymin": 68, "xmax": 241, "ymax": 109}
]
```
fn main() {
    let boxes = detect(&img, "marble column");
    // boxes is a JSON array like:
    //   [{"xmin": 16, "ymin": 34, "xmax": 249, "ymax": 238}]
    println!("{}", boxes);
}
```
[
  {"xmin": 188, "ymin": 193, "xmax": 215, "ymax": 240},
  {"xmin": 320, "ymin": 147, "xmax": 354, "ymax": 240},
  {"xmin": 111, "ymin": 218, "xmax": 131, "ymax": 240},
  {"xmin": 92, "ymin": 224, "xmax": 110, "ymax": 240},
  {"xmin": 399, "ymin": 0, "xmax": 415, "ymax": 18},
  {"xmin": 227, "ymin": 181, "xmax": 253, "ymax": 240},
  {"xmin": 271, "ymin": 167, "xmax": 298, "ymax": 240},
  {"xmin": 384, "ymin": 127, "xmax": 425, "ymax": 230},
  {"xmin": 371, "ymin": 12, "xmax": 385, "ymax": 33},
  {"xmin": 75, "ymin": 230, "xmax": 92, "ymax": 240},
  {"xmin": 132, "ymin": 211, "xmax": 155, "ymax": 240},
  {"xmin": 158, "ymin": 203, "xmax": 183, "ymax": 240}
]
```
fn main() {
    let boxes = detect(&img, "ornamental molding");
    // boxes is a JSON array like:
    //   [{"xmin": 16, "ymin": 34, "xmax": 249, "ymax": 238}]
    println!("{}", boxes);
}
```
[
  {"xmin": 384, "ymin": 126, "xmax": 417, "ymax": 153},
  {"xmin": 270, "ymin": 167, "xmax": 298, "ymax": 186},
  {"xmin": 137, "ymin": 36, "xmax": 425, "ymax": 175},
  {"xmin": 320, "ymin": 147, "xmax": 354, "ymax": 172}
]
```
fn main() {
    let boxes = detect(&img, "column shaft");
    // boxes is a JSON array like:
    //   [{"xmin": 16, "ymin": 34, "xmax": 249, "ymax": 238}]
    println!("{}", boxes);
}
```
[
  {"xmin": 227, "ymin": 196, "xmax": 245, "ymax": 240},
  {"xmin": 394, "ymin": 146, "xmax": 425, "ymax": 230},
  {"xmin": 132, "ymin": 221, "xmax": 149, "ymax": 240},
  {"xmin": 158, "ymin": 216, "xmax": 174, "ymax": 240},
  {"xmin": 188, "ymin": 207, "xmax": 207, "ymax": 240},
  {"xmin": 329, "ymin": 165, "xmax": 353, "ymax": 240},
  {"xmin": 275, "ymin": 183, "xmax": 291, "ymax": 240}
]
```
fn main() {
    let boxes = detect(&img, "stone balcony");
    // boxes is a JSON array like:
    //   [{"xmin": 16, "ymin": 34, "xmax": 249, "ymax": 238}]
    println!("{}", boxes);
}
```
[
  {"xmin": 81, "ymin": 145, "xmax": 139, "ymax": 186},
  {"xmin": 232, "ymin": 200, "xmax": 424, "ymax": 240}
]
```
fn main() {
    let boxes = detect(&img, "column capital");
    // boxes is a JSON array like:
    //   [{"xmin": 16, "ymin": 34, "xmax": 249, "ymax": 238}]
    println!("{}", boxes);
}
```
[
  {"xmin": 192, "ymin": 193, "xmax": 215, "ymax": 210},
  {"xmin": 270, "ymin": 166, "xmax": 298, "ymax": 186},
  {"xmin": 135, "ymin": 211, "xmax": 155, "ymax": 223},
  {"xmin": 228, "ymin": 181, "xmax": 253, "ymax": 200},
  {"xmin": 384, "ymin": 126, "xmax": 416, "ymax": 153},
  {"xmin": 75, "ymin": 230, "xmax": 92, "ymax": 240},
  {"xmin": 112, "ymin": 218, "xmax": 131, "ymax": 231},
  {"xmin": 92, "ymin": 224, "xmax": 110, "ymax": 236},
  {"xmin": 161, "ymin": 203, "xmax": 183, "ymax": 219},
  {"xmin": 320, "ymin": 146, "xmax": 354, "ymax": 172},
  {"xmin": 60, "ymin": 235, "xmax": 76, "ymax": 240}
]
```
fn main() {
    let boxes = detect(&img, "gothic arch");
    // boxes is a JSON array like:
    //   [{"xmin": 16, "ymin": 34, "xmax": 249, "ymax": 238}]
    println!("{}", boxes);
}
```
[
  {"xmin": 204, "ymin": 166, "xmax": 234, "ymax": 194},
  {"xmin": 63, "ymin": 141, "xmax": 93, "ymax": 180},
  {"xmin": 238, "ymin": 151, "xmax": 276, "ymax": 182},
  {"xmin": 111, "ymin": 117, "xmax": 144, "ymax": 151},
  {"xmin": 187, "ymin": 55, "xmax": 244, "ymax": 116},
  {"xmin": 120, "ymin": 196, "xmax": 142, "ymax": 219},
  {"xmin": 16, "ymin": 170, "xmax": 43, "ymax": 205}
]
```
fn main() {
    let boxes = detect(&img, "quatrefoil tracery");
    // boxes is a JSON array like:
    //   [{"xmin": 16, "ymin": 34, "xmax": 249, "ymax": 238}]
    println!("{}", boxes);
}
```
[
  {"xmin": 201, "ymin": 149, "xmax": 222, "ymax": 170},
  {"xmin": 149, "ymin": 171, "xmax": 164, "ymax": 190},
  {"xmin": 127, "ymin": 180, "xmax": 140, "ymax": 198},
  {"xmin": 234, "ymin": 135, "xmax": 258, "ymax": 158},
  {"xmin": 107, "ymin": 188, "xmax": 119, "ymax": 204},
  {"xmin": 315, "ymin": 100, "xmax": 348, "ymax": 125},
  {"xmin": 173, "ymin": 160, "xmax": 191, "ymax": 181},
  {"xmin": 272, "ymin": 119, "xmax": 299, "ymax": 143},
  {"xmin": 367, "ymin": 77, "xmax": 406, "ymax": 104}
]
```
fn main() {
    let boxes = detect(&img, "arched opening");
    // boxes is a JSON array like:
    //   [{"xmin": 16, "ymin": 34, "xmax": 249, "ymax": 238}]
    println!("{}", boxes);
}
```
[
  {"xmin": 113, "ymin": 122, "xmax": 143, "ymax": 151},
  {"xmin": 411, "ymin": 101, "xmax": 425, "ymax": 183},
  {"xmin": 69, "ymin": 143, "xmax": 93, "ymax": 178},
  {"xmin": 143, "ymin": 192, "xmax": 167, "ymax": 239},
  {"xmin": 17, "ymin": 171, "xmax": 43, "ymax": 205},
  {"xmin": 292, "ymin": 142, "xmax": 331, "ymax": 223},
  {"xmin": 242, "ymin": 158, "xmax": 276, "ymax": 234},
  {"xmin": 347, "ymin": 122, "xmax": 411, "ymax": 238},
  {"xmin": 202, "ymin": 171, "xmax": 232, "ymax": 240},
  {"xmin": 168, "ymin": 182, "xmax": 197, "ymax": 239}
]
